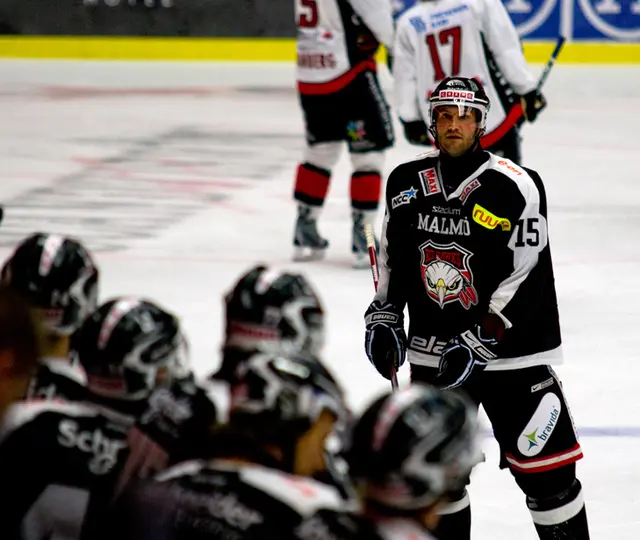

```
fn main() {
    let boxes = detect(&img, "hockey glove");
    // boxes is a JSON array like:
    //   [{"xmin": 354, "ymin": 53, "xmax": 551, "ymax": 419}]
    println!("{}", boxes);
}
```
[
  {"xmin": 364, "ymin": 301, "xmax": 407, "ymax": 380},
  {"xmin": 401, "ymin": 119, "xmax": 432, "ymax": 146},
  {"xmin": 437, "ymin": 316, "xmax": 504, "ymax": 389},
  {"xmin": 521, "ymin": 90, "xmax": 547, "ymax": 123}
]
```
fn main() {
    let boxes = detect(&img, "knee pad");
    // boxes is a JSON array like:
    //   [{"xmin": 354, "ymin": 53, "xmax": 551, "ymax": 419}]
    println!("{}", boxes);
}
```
[
  {"xmin": 303, "ymin": 142, "xmax": 342, "ymax": 172},
  {"xmin": 514, "ymin": 463, "xmax": 576, "ymax": 500},
  {"xmin": 350, "ymin": 151, "xmax": 385, "ymax": 173},
  {"xmin": 527, "ymin": 478, "xmax": 585, "ymax": 529}
]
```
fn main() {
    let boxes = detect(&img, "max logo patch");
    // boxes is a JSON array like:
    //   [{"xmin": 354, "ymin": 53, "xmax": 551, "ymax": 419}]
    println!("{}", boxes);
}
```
[
  {"xmin": 472, "ymin": 204, "xmax": 511, "ymax": 231},
  {"xmin": 418, "ymin": 168, "xmax": 440, "ymax": 196}
]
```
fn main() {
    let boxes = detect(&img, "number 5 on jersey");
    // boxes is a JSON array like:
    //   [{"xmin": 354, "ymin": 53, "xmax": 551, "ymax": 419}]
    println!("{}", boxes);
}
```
[{"xmin": 297, "ymin": 0, "xmax": 318, "ymax": 27}]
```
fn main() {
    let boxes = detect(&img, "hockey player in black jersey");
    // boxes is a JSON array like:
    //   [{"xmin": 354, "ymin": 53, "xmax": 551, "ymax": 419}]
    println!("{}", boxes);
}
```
[
  {"xmin": 103, "ymin": 351, "xmax": 349, "ymax": 540},
  {"xmin": 295, "ymin": 384, "xmax": 483, "ymax": 540},
  {"xmin": 0, "ymin": 296, "xmax": 190, "ymax": 540},
  {"xmin": 1, "ymin": 232, "xmax": 99, "ymax": 401},
  {"xmin": 364, "ymin": 77, "xmax": 590, "ymax": 539},
  {"xmin": 114, "ymin": 264, "xmax": 330, "ymax": 493},
  {"xmin": 0, "ymin": 284, "xmax": 41, "ymax": 420}
]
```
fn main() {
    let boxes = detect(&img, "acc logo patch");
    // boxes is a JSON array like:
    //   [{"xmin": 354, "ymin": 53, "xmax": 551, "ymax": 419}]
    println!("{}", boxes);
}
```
[
  {"xmin": 517, "ymin": 392, "xmax": 562, "ymax": 457},
  {"xmin": 472, "ymin": 204, "xmax": 511, "ymax": 231},
  {"xmin": 391, "ymin": 186, "xmax": 418, "ymax": 209},
  {"xmin": 418, "ymin": 240, "xmax": 478, "ymax": 310}
]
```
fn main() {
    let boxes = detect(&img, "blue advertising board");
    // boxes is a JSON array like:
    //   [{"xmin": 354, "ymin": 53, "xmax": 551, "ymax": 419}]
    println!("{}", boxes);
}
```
[{"xmin": 392, "ymin": 0, "xmax": 639, "ymax": 40}]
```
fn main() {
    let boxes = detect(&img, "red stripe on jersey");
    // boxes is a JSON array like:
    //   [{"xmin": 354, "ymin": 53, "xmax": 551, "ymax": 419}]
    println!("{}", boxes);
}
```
[
  {"xmin": 480, "ymin": 103, "xmax": 524, "ymax": 149},
  {"xmin": 297, "ymin": 59, "xmax": 377, "ymax": 95}
]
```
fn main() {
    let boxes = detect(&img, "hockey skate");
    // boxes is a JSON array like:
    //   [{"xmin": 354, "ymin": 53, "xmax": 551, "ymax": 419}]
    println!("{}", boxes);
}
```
[
  {"xmin": 352, "ymin": 210, "xmax": 378, "ymax": 269},
  {"xmin": 293, "ymin": 205, "xmax": 329, "ymax": 262}
]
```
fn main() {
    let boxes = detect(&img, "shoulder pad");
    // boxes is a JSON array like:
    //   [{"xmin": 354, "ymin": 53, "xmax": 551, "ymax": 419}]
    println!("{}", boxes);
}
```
[
  {"xmin": 0, "ymin": 400, "xmax": 97, "ymax": 443},
  {"xmin": 241, "ymin": 465, "xmax": 344, "ymax": 516},
  {"xmin": 487, "ymin": 154, "xmax": 531, "ymax": 182}
]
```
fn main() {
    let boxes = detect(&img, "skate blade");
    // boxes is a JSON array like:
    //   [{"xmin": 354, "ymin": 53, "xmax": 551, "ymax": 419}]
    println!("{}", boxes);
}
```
[{"xmin": 293, "ymin": 246, "xmax": 327, "ymax": 262}]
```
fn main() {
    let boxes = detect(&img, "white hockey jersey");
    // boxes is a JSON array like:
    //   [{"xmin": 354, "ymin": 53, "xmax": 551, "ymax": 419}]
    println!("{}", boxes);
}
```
[
  {"xmin": 295, "ymin": 0, "xmax": 394, "ymax": 94},
  {"xmin": 393, "ymin": 0, "xmax": 537, "ymax": 144}
]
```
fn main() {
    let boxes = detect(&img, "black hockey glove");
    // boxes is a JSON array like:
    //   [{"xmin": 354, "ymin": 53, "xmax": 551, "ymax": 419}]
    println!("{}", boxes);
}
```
[
  {"xmin": 401, "ymin": 119, "xmax": 432, "ymax": 146},
  {"xmin": 521, "ymin": 90, "xmax": 547, "ymax": 123},
  {"xmin": 364, "ymin": 301, "xmax": 407, "ymax": 380},
  {"xmin": 437, "ymin": 316, "xmax": 504, "ymax": 390}
]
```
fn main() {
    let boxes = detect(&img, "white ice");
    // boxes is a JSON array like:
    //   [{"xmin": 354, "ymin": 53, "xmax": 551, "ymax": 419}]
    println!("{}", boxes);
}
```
[{"xmin": 1, "ymin": 59, "xmax": 639, "ymax": 538}]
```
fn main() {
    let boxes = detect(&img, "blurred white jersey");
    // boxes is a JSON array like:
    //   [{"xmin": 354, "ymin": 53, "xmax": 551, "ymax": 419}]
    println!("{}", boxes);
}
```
[
  {"xmin": 393, "ymin": 0, "xmax": 537, "ymax": 144},
  {"xmin": 295, "ymin": 0, "xmax": 394, "ymax": 93}
]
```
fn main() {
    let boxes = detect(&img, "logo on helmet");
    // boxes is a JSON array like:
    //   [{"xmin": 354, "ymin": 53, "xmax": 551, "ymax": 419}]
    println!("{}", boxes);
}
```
[{"xmin": 438, "ymin": 90, "xmax": 475, "ymax": 100}]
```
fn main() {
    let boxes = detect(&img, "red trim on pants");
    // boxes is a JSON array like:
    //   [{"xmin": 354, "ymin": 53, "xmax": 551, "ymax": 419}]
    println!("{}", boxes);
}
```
[{"xmin": 504, "ymin": 443, "xmax": 584, "ymax": 474}]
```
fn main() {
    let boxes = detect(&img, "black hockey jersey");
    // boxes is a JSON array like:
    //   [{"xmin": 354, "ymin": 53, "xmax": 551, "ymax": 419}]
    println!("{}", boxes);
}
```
[
  {"xmin": 0, "ymin": 400, "xmax": 133, "ymax": 539},
  {"xmin": 103, "ymin": 460, "xmax": 345, "ymax": 540},
  {"xmin": 375, "ymin": 149, "xmax": 562, "ymax": 370},
  {"xmin": 296, "ymin": 509, "xmax": 438, "ymax": 540},
  {"xmin": 26, "ymin": 357, "xmax": 87, "ymax": 402}
]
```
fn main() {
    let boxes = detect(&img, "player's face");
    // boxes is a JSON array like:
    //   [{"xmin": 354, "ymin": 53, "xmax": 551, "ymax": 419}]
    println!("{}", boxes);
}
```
[
  {"xmin": 434, "ymin": 105, "xmax": 478, "ymax": 157},
  {"xmin": 294, "ymin": 410, "xmax": 337, "ymax": 477}
]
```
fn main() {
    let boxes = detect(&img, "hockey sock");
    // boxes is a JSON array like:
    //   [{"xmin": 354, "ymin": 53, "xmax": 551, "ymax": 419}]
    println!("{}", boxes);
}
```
[
  {"xmin": 432, "ymin": 491, "xmax": 471, "ymax": 540},
  {"xmin": 528, "ymin": 479, "xmax": 590, "ymax": 540},
  {"xmin": 350, "ymin": 171, "xmax": 381, "ymax": 211},
  {"xmin": 294, "ymin": 162, "xmax": 331, "ymax": 207}
]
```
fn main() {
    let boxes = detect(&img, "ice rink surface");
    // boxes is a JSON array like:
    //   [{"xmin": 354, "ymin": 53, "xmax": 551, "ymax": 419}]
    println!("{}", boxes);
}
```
[{"xmin": 1, "ymin": 59, "xmax": 640, "ymax": 538}]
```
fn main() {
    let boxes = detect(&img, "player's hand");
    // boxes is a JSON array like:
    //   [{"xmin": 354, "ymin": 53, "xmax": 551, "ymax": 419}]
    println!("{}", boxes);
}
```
[
  {"xmin": 521, "ymin": 90, "xmax": 547, "ymax": 123},
  {"xmin": 364, "ymin": 301, "xmax": 407, "ymax": 380},
  {"xmin": 401, "ymin": 119, "xmax": 432, "ymax": 146},
  {"xmin": 437, "ymin": 316, "xmax": 504, "ymax": 389}
]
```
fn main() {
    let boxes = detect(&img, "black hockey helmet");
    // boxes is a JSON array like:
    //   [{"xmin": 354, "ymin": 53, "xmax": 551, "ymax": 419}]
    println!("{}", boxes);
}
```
[
  {"xmin": 72, "ymin": 297, "xmax": 191, "ymax": 401},
  {"xmin": 1, "ymin": 233, "xmax": 99, "ymax": 336},
  {"xmin": 345, "ymin": 384, "xmax": 483, "ymax": 510},
  {"xmin": 224, "ymin": 265, "xmax": 325, "ymax": 358},
  {"xmin": 428, "ymin": 77, "xmax": 490, "ymax": 139},
  {"xmin": 229, "ymin": 352, "xmax": 347, "ymax": 443}
]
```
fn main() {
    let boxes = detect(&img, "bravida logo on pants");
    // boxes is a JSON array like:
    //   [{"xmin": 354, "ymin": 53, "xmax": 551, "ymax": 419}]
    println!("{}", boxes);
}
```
[{"xmin": 517, "ymin": 393, "xmax": 562, "ymax": 457}]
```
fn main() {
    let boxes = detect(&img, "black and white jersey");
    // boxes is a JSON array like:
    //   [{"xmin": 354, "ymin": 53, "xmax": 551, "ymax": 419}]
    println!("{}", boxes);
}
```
[
  {"xmin": 393, "ymin": 0, "xmax": 537, "ymax": 145},
  {"xmin": 26, "ymin": 356, "xmax": 87, "ymax": 402},
  {"xmin": 0, "ymin": 400, "xmax": 133, "ymax": 540},
  {"xmin": 105, "ymin": 460, "xmax": 345, "ymax": 540},
  {"xmin": 296, "ymin": 509, "xmax": 438, "ymax": 540},
  {"xmin": 296, "ymin": 0, "xmax": 394, "ymax": 93},
  {"xmin": 375, "ymin": 149, "xmax": 561, "ymax": 370}
]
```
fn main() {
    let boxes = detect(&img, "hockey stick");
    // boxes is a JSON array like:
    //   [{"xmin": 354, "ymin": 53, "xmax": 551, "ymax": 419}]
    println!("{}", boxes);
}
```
[
  {"xmin": 481, "ymin": 35, "xmax": 566, "ymax": 148},
  {"xmin": 364, "ymin": 223, "xmax": 399, "ymax": 391}
]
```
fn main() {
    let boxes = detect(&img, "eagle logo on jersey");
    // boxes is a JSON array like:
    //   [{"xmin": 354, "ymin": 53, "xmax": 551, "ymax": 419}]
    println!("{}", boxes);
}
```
[{"xmin": 419, "ymin": 240, "xmax": 478, "ymax": 310}]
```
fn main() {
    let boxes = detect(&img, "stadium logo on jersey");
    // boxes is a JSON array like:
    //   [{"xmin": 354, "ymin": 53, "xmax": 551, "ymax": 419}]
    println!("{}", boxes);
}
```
[
  {"xmin": 517, "ymin": 393, "xmax": 562, "ymax": 457},
  {"xmin": 57, "ymin": 419, "xmax": 127, "ymax": 475},
  {"xmin": 418, "ymin": 240, "xmax": 478, "ymax": 309},
  {"xmin": 391, "ymin": 186, "xmax": 418, "ymax": 209},
  {"xmin": 472, "ymin": 204, "xmax": 512, "ymax": 231},
  {"xmin": 459, "ymin": 179, "xmax": 481, "ymax": 204},
  {"xmin": 418, "ymin": 168, "xmax": 441, "ymax": 196}
]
